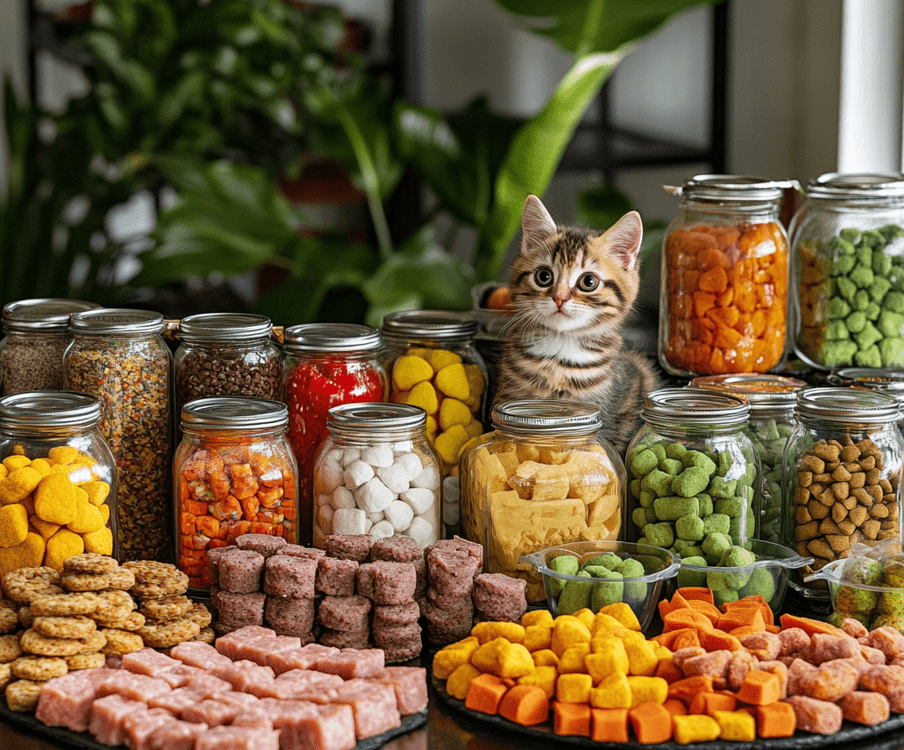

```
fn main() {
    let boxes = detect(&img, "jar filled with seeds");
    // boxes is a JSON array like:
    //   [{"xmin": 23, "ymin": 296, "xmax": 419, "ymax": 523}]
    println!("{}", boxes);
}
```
[
  {"xmin": 174, "ymin": 397, "xmax": 298, "ymax": 590},
  {"xmin": 64, "ymin": 309, "xmax": 172, "ymax": 562},
  {"xmin": 174, "ymin": 313, "xmax": 282, "ymax": 420},
  {"xmin": 625, "ymin": 388, "xmax": 760, "ymax": 557},
  {"xmin": 381, "ymin": 311, "xmax": 488, "ymax": 477},
  {"xmin": 784, "ymin": 387, "xmax": 904, "ymax": 597},
  {"xmin": 282, "ymin": 324, "xmax": 387, "ymax": 547},
  {"xmin": 460, "ymin": 399, "xmax": 625, "ymax": 603},
  {"xmin": 0, "ymin": 391, "xmax": 118, "ymax": 573},
  {"xmin": 791, "ymin": 172, "xmax": 904, "ymax": 369},
  {"xmin": 830, "ymin": 367, "xmax": 904, "ymax": 437},
  {"xmin": 691, "ymin": 374, "xmax": 806, "ymax": 544},
  {"xmin": 0, "ymin": 298, "xmax": 100, "ymax": 396},
  {"xmin": 311, "ymin": 403, "xmax": 441, "ymax": 551}
]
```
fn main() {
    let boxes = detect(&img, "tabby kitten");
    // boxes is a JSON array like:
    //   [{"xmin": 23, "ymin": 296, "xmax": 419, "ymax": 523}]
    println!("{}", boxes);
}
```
[{"xmin": 495, "ymin": 194, "xmax": 659, "ymax": 456}]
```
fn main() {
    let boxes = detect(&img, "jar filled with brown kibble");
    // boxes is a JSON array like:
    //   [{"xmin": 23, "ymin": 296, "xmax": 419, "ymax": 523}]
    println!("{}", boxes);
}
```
[
  {"xmin": 0, "ymin": 298, "xmax": 100, "ymax": 397},
  {"xmin": 784, "ymin": 387, "xmax": 904, "ymax": 597},
  {"xmin": 64, "ymin": 309, "xmax": 172, "ymax": 562},
  {"xmin": 174, "ymin": 313, "xmax": 283, "ymax": 420}
]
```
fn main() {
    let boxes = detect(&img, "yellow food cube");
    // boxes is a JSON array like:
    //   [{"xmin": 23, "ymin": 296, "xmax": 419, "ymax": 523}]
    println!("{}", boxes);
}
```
[
  {"xmin": 433, "ymin": 637, "xmax": 480, "ymax": 679},
  {"xmin": 585, "ymin": 639, "xmax": 630, "ymax": 682},
  {"xmin": 0, "ymin": 532, "xmax": 45, "ymax": 577},
  {"xmin": 472, "ymin": 622, "xmax": 525, "ymax": 645},
  {"xmin": 523, "ymin": 625, "xmax": 553, "ymax": 652},
  {"xmin": 531, "ymin": 649, "xmax": 560, "ymax": 668},
  {"xmin": 557, "ymin": 643, "xmax": 591, "ymax": 674},
  {"xmin": 550, "ymin": 616, "xmax": 591, "ymax": 657},
  {"xmin": 392, "ymin": 355, "xmax": 434, "ymax": 391},
  {"xmin": 2, "ymin": 456, "xmax": 31, "ymax": 472},
  {"xmin": 434, "ymin": 423, "xmax": 470, "ymax": 464},
  {"xmin": 589, "ymin": 672, "xmax": 632, "ymax": 709},
  {"xmin": 522, "ymin": 610, "xmax": 554, "ymax": 628},
  {"xmin": 556, "ymin": 673, "xmax": 593, "ymax": 704},
  {"xmin": 407, "ymin": 381, "xmax": 439, "ymax": 415},
  {"xmin": 0, "ymin": 503, "xmax": 28, "ymax": 547},
  {"xmin": 79, "ymin": 480, "xmax": 110, "ymax": 507},
  {"xmin": 0, "ymin": 465, "xmax": 6, "ymax": 479},
  {"xmin": 81, "ymin": 526, "xmax": 113, "ymax": 555},
  {"xmin": 627, "ymin": 676, "xmax": 668, "ymax": 706},
  {"xmin": 67, "ymin": 500, "xmax": 105, "ymax": 534},
  {"xmin": 590, "ymin": 612, "xmax": 625, "ymax": 635},
  {"xmin": 425, "ymin": 349, "xmax": 462, "ymax": 371},
  {"xmin": 48, "ymin": 446, "xmax": 80, "ymax": 465},
  {"xmin": 471, "ymin": 638, "xmax": 534, "ymax": 678},
  {"xmin": 673, "ymin": 715, "xmax": 721, "ymax": 744},
  {"xmin": 29, "ymin": 515, "xmax": 60, "ymax": 540},
  {"xmin": 572, "ymin": 609, "xmax": 596, "ymax": 630},
  {"xmin": 598, "ymin": 603, "xmax": 641, "ymax": 631},
  {"xmin": 446, "ymin": 663, "xmax": 482, "ymax": 700},
  {"xmin": 425, "ymin": 415, "xmax": 438, "ymax": 440},
  {"xmin": 518, "ymin": 665, "xmax": 557, "ymax": 698},
  {"xmin": 33, "ymin": 473, "xmax": 78, "ymax": 525},
  {"xmin": 0, "ymin": 466, "xmax": 42, "ymax": 505},
  {"xmin": 713, "ymin": 710, "xmax": 756, "ymax": 742},
  {"xmin": 29, "ymin": 459, "xmax": 52, "ymax": 477},
  {"xmin": 464, "ymin": 419, "xmax": 484, "ymax": 439},
  {"xmin": 45, "ymin": 527, "xmax": 84, "ymax": 571},
  {"xmin": 435, "ymin": 363, "xmax": 470, "ymax": 400},
  {"xmin": 625, "ymin": 641, "xmax": 659, "ymax": 677}
]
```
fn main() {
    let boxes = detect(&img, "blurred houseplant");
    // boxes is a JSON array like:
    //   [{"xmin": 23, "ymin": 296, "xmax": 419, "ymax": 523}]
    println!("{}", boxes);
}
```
[{"xmin": 0, "ymin": 0, "xmax": 716, "ymax": 322}]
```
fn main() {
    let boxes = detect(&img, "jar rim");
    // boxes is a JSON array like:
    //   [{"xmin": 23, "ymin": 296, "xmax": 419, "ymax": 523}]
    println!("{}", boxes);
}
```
[
  {"xmin": 492, "ymin": 399, "xmax": 602, "ymax": 436},
  {"xmin": 795, "ymin": 386, "xmax": 900, "ymax": 423},
  {"xmin": 0, "ymin": 391, "xmax": 101, "ymax": 429},
  {"xmin": 831, "ymin": 367, "xmax": 904, "ymax": 395},
  {"xmin": 690, "ymin": 374, "xmax": 807, "ymax": 407},
  {"xmin": 69, "ymin": 309, "xmax": 164, "ymax": 335},
  {"xmin": 283, "ymin": 323, "xmax": 382, "ymax": 352},
  {"xmin": 2, "ymin": 298, "xmax": 101, "ymax": 332},
  {"xmin": 181, "ymin": 397, "xmax": 288, "ymax": 430},
  {"xmin": 178, "ymin": 313, "xmax": 272, "ymax": 343},
  {"xmin": 381, "ymin": 310, "xmax": 478, "ymax": 341},
  {"xmin": 642, "ymin": 387, "xmax": 750, "ymax": 428},
  {"xmin": 326, "ymin": 403, "xmax": 426, "ymax": 432},
  {"xmin": 807, "ymin": 172, "xmax": 904, "ymax": 200},
  {"xmin": 663, "ymin": 174, "xmax": 798, "ymax": 204}
]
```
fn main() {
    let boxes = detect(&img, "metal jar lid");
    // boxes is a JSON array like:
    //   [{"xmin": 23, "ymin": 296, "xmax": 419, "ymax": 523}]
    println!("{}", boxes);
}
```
[
  {"xmin": 179, "ymin": 313, "xmax": 272, "ymax": 343},
  {"xmin": 2, "ymin": 298, "xmax": 101, "ymax": 333},
  {"xmin": 182, "ymin": 397, "xmax": 288, "ymax": 431},
  {"xmin": 0, "ymin": 391, "xmax": 101, "ymax": 430},
  {"xmin": 642, "ymin": 387, "xmax": 750, "ymax": 429},
  {"xmin": 382, "ymin": 310, "xmax": 478, "ymax": 341},
  {"xmin": 691, "ymin": 374, "xmax": 807, "ymax": 409},
  {"xmin": 283, "ymin": 323, "xmax": 382, "ymax": 353},
  {"xmin": 806, "ymin": 172, "xmax": 904, "ymax": 202},
  {"xmin": 326, "ymin": 403, "xmax": 426, "ymax": 434},
  {"xmin": 795, "ymin": 387, "xmax": 901, "ymax": 424},
  {"xmin": 69, "ymin": 309, "xmax": 165, "ymax": 336},
  {"xmin": 831, "ymin": 367, "xmax": 904, "ymax": 400},
  {"xmin": 663, "ymin": 174, "xmax": 799, "ymax": 204},
  {"xmin": 492, "ymin": 399, "xmax": 602, "ymax": 437}
]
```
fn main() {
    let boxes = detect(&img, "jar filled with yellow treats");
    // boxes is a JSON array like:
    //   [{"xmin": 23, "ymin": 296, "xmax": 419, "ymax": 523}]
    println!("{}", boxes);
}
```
[
  {"xmin": 0, "ymin": 391, "xmax": 118, "ymax": 576},
  {"xmin": 460, "ymin": 399, "xmax": 625, "ymax": 602},
  {"xmin": 381, "ymin": 310, "xmax": 488, "ymax": 478}
]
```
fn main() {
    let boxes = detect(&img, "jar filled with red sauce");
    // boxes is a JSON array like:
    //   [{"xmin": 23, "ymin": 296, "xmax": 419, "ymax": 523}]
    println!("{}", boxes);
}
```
[{"xmin": 282, "ymin": 324, "xmax": 387, "ymax": 545}]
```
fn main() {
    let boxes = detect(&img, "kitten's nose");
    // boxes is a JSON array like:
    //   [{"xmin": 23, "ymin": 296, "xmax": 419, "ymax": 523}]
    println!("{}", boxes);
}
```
[{"xmin": 554, "ymin": 292, "xmax": 570, "ymax": 309}]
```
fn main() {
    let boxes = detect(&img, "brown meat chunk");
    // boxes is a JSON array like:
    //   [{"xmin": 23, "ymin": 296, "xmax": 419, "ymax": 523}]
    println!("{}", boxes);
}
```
[
  {"xmin": 727, "ymin": 651, "xmax": 758, "ymax": 691},
  {"xmin": 681, "ymin": 650, "xmax": 732, "ymax": 684},
  {"xmin": 860, "ymin": 664, "xmax": 904, "ymax": 695},
  {"xmin": 842, "ymin": 618, "xmax": 869, "ymax": 639},
  {"xmin": 778, "ymin": 628, "xmax": 811, "ymax": 657},
  {"xmin": 867, "ymin": 627, "xmax": 904, "ymax": 659},
  {"xmin": 741, "ymin": 631, "xmax": 781, "ymax": 661},
  {"xmin": 839, "ymin": 691, "xmax": 890, "ymax": 726},
  {"xmin": 798, "ymin": 659, "xmax": 860, "ymax": 702},
  {"xmin": 785, "ymin": 695, "xmax": 843, "ymax": 735},
  {"xmin": 804, "ymin": 633, "xmax": 860, "ymax": 664}
]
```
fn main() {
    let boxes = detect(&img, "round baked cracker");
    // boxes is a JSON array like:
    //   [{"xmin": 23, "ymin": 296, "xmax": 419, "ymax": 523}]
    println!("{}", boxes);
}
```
[
  {"xmin": 186, "ymin": 603, "xmax": 212, "ymax": 629},
  {"xmin": 33, "ymin": 615, "xmax": 97, "ymax": 640},
  {"xmin": 193, "ymin": 627, "xmax": 215, "ymax": 644},
  {"xmin": 94, "ymin": 611, "xmax": 146, "ymax": 631},
  {"xmin": 11, "ymin": 655, "xmax": 68, "ymax": 681},
  {"xmin": 138, "ymin": 618, "xmax": 200, "ymax": 649},
  {"xmin": 3, "ymin": 567, "xmax": 63, "ymax": 604},
  {"xmin": 0, "ymin": 635, "xmax": 22, "ymax": 663},
  {"xmin": 31, "ymin": 592, "xmax": 99, "ymax": 617},
  {"xmin": 92, "ymin": 590, "xmax": 137, "ymax": 621},
  {"xmin": 5, "ymin": 679, "xmax": 46, "ymax": 711},
  {"xmin": 0, "ymin": 608, "xmax": 17, "ymax": 635},
  {"xmin": 62, "ymin": 568, "xmax": 135, "ymax": 592},
  {"xmin": 17, "ymin": 606, "xmax": 33, "ymax": 628},
  {"xmin": 100, "ymin": 628, "xmax": 144, "ymax": 656},
  {"xmin": 65, "ymin": 652, "xmax": 106, "ymax": 670},
  {"xmin": 63, "ymin": 553, "xmax": 120, "ymax": 575},
  {"xmin": 20, "ymin": 627, "xmax": 105, "ymax": 657},
  {"xmin": 139, "ymin": 595, "xmax": 192, "ymax": 623},
  {"xmin": 0, "ymin": 663, "xmax": 11, "ymax": 690}
]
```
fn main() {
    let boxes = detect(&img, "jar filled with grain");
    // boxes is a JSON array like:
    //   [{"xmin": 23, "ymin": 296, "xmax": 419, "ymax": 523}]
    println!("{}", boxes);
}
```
[
  {"xmin": 311, "ymin": 403, "xmax": 441, "ymax": 550},
  {"xmin": 174, "ymin": 313, "xmax": 282, "ymax": 418},
  {"xmin": 0, "ymin": 391, "xmax": 118, "ymax": 573},
  {"xmin": 64, "ymin": 309, "xmax": 172, "ymax": 562},
  {"xmin": 784, "ymin": 387, "xmax": 904, "ymax": 597},
  {"xmin": 460, "ymin": 399, "xmax": 626, "ymax": 603},
  {"xmin": 0, "ymin": 298, "xmax": 100, "ymax": 396},
  {"xmin": 174, "ymin": 397, "xmax": 298, "ymax": 590}
]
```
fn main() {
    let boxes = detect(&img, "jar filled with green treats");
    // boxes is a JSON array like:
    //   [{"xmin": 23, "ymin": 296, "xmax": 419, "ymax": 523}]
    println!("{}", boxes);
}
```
[{"xmin": 791, "ymin": 172, "xmax": 904, "ymax": 369}]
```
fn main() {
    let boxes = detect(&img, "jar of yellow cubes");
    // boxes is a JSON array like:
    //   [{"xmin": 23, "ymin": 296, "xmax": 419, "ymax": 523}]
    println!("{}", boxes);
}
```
[
  {"xmin": 381, "ymin": 310, "xmax": 488, "ymax": 477},
  {"xmin": 0, "ymin": 391, "xmax": 118, "ymax": 576},
  {"xmin": 460, "ymin": 399, "xmax": 626, "ymax": 602}
]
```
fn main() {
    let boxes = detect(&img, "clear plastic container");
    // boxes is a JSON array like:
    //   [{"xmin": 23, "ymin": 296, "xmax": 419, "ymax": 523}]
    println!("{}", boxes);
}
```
[
  {"xmin": 626, "ymin": 387, "xmax": 761, "ymax": 557},
  {"xmin": 65, "ymin": 309, "xmax": 172, "ymax": 562},
  {"xmin": 0, "ymin": 391, "xmax": 118, "ymax": 571},
  {"xmin": 174, "ymin": 397, "xmax": 297, "ymax": 590},
  {"xmin": 790, "ymin": 172, "xmax": 904, "ymax": 369},
  {"xmin": 0, "ymin": 298, "xmax": 100, "ymax": 396},
  {"xmin": 660, "ymin": 175, "xmax": 795, "ymax": 377},
  {"xmin": 460, "ymin": 399, "xmax": 626, "ymax": 603},
  {"xmin": 805, "ymin": 557, "xmax": 904, "ymax": 632},
  {"xmin": 784, "ymin": 387, "xmax": 903, "ymax": 597},
  {"xmin": 311, "ymin": 403, "xmax": 441, "ymax": 550}
]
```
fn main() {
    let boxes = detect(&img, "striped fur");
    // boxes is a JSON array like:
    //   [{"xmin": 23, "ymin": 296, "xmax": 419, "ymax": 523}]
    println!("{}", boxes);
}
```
[{"xmin": 495, "ymin": 195, "xmax": 659, "ymax": 456}]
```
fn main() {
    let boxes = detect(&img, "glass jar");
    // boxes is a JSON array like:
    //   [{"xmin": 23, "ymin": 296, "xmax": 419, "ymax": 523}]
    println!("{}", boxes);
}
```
[
  {"xmin": 65, "ymin": 309, "xmax": 172, "ymax": 562},
  {"xmin": 460, "ymin": 399, "xmax": 626, "ymax": 603},
  {"xmin": 691, "ymin": 374, "xmax": 806, "ymax": 545},
  {"xmin": 311, "ymin": 403, "xmax": 441, "ymax": 550},
  {"xmin": 174, "ymin": 397, "xmax": 298, "ymax": 590},
  {"xmin": 282, "ymin": 324, "xmax": 387, "ymax": 546},
  {"xmin": 625, "ymin": 388, "xmax": 760, "ymax": 558},
  {"xmin": 784, "ymin": 387, "xmax": 903, "ymax": 596},
  {"xmin": 174, "ymin": 313, "xmax": 282, "ymax": 418},
  {"xmin": 790, "ymin": 173, "xmax": 904, "ymax": 369},
  {"xmin": 659, "ymin": 175, "xmax": 795, "ymax": 377},
  {"xmin": 381, "ymin": 310, "xmax": 488, "ymax": 477},
  {"xmin": 0, "ymin": 391, "xmax": 118, "ymax": 574},
  {"xmin": 0, "ymin": 298, "xmax": 100, "ymax": 396},
  {"xmin": 831, "ymin": 367, "xmax": 904, "ymax": 437}
]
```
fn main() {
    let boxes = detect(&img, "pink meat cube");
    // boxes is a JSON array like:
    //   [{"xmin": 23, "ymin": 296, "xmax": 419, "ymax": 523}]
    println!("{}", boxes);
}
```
[
  {"xmin": 121, "ymin": 708, "xmax": 176, "ymax": 750},
  {"xmin": 267, "ymin": 644, "xmax": 340, "ymax": 674},
  {"xmin": 239, "ymin": 635, "xmax": 302, "ymax": 666},
  {"xmin": 778, "ymin": 627, "xmax": 811, "ymax": 657},
  {"xmin": 212, "ymin": 691, "xmax": 261, "ymax": 710},
  {"xmin": 215, "ymin": 625, "xmax": 276, "ymax": 659},
  {"xmin": 96, "ymin": 672, "xmax": 172, "ymax": 703},
  {"xmin": 798, "ymin": 658, "xmax": 860, "ymax": 702},
  {"xmin": 314, "ymin": 648, "xmax": 385, "ymax": 680},
  {"xmin": 288, "ymin": 703, "xmax": 357, "ymax": 750},
  {"xmin": 785, "ymin": 695, "xmax": 843, "ymax": 735},
  {"xmin": 160, "ymin": 664, "xmax": 203, "ymax": 689},
  {"xmin": 122, "ymin": 649, "xmax": 181, "ymax": 677},
  {"xmin": 741, "ymin": 632, "xmax": 781, "ymax": 661},
  {"xmin": 868, "ymin": 626, "xmax": 904, "ymax": 659},
  {"xmin": 147, "ymin": 719, "xmax": 209, "ymax": 750},
  {"xmin": 756, "ymin": 661, "xmax": 789, "ymax": 700},
  {"xmin": 860, "ymin": 664, "xmax": 904, "ymax": 695},
  {"xmin": 181, "ymin": 698, "xmax": 240, "ymax": 726},
  {"xmin": 148, "ymin": 687, "xmax": 206, "ymax": 715},
  {"xmin": 265, "ymin": 597, "xmax": 315, "ymax": 639},
  {"xmin": 680, "ymin": 650, "xmax": 732, "ymax": 686},
  {"xmin": 231, "ymin": 709, "xmax": 274, "ymax": 730},
  {"xmin": 217, "ymin": 660, "xmax": 275, "ymax": 693},
  {"xmin": 196, "ymin": 726, "xmax": 281, "ymax": 750},
  {"xmin": 861, "ymin": 646, "xmax": 887, "ymax": 665},
  {"xmin": 368, "ymin": 666, "xmax": 428, "ymax": 714},
  {"xmin": 170, "ymin": 641, "xmax": 234, "ymax": 671},
  {"xmin": 183, "ymin": 673, "xmax": 233, "ymax": 697},
  {"xmin": 257, "ymin": 671, "xmax": 344, "ymax": 700},
  {"xmin": 36, "ymin": 676, "xmax": 99, "ymax": 733},
  {"xmin": 90, "ymin": 695, "xmax": 148, "ymax": 746},
  {"xmin": 333, "ymin": 682, "xmax": 400, "ymax": 738},
  {"xmin": 805, "ymin": 634, "xmax": 860, "ymax": 664},
  {"xmin": 840, "ymin": 691, "xmax": 890, "ymax": 726}
]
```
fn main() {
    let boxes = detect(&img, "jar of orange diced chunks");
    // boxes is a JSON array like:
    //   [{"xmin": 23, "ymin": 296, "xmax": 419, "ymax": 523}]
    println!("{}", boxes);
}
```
[
  {"xmin": 659, "ymin": 175, "xmax": 798, "ymax": 377},
  {"xmin": 0, "ymin": 391, "xmax": 118, "ymax": 576},
  {"xmin": 174, "ymin": 397, "xmax": 298, "ymax": 590}
]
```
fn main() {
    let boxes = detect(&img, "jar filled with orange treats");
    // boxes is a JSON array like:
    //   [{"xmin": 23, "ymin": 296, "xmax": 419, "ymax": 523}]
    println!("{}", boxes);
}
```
[
  {"xmin": 0, "ymin": 391, "xmax": 117, "ymax": 575},
  {"xmin": 660, "ymin": 175, "xmax": 796, "ymax": 377},
  {"xmin": 174, "ymin": 397, "xmax": 297, "ymax": 590}
]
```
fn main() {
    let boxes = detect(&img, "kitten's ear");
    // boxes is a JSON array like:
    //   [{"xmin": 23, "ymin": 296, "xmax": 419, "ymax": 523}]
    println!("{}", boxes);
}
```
[
  {"xmin": 604, "ymin": 210, "xmax": 643, "ymax": 270},
  {"xmin": 522, "ymin": 194, "xmax": 557, "ymax": 249}
]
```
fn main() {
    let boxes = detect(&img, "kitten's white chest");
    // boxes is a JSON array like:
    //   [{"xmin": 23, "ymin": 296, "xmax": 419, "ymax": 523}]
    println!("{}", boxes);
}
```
[{"xmin": 525, "ymin": 333, "xmax": 595, "ymax": 365}]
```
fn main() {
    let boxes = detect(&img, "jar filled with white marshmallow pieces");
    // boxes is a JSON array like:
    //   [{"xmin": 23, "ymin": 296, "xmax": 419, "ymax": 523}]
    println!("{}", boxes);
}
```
[{"xmin": 312, "ymin": 402, "xmax": 442, "ymax": 549}]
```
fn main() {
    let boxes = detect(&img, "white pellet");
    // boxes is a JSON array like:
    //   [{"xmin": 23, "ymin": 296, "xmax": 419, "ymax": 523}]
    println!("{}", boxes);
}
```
[
  {"xmin": 366, "ymin": 510, "xmax": 384, "ymax": 524},
  {"xmin": 326, "ymin": 449, "xmax": 345, "ymax": 465},
  {"xmin": 397, "ymin": 452, "xmax": 424, "ymax": 482},
  {"xmin": 377, "ymin": 463, "xmax": 410, "ymax": 495},
  {"xmin": 384, "ymin": 499, "xmax": 414, "ymax": 532},
  {"xmin": 341, "ymin": 448, "xmax": 362, "ymax": 465},
  {"xmin": 355, "ymin": 476, "xmax": 395, "ymax": 513},
  {"xmin": 393, "ymin": 440, "xmax": 414, "ymax": 454},
  {"xmin": 363, "ymin": 517, "xmax": 374, "ymax": 533},
  {"xmin": 361, "ymin": 445, "xmax": 394, "ymax": 468},
  {"xmin": 370, "ymin": 520, "xmax": 395, "ymax": 541},
  {"xmin": 317, "ymin": 503, "xmax": 334, "ymax": 530},
  {"xmin": 330, "ymin": 485, "xmax": 356, "ymax": 510},
  {"xmin": 401, "ymin": 488, "xmax": 435, "ymax": 516},
  {"xmin": 407, "ymin": 515, "xmax": 436, "ymax": 548},
  {"xmin": 410, "ymin": 465, "xmax": 440, "ymax": 491},
  {"xmin": 343, "ymin": 460, "xmax": 375, "ymax": 489},
  {"xmin": 317, "ymin": 494, "xmax": 332, "ymax": 506},
  {"xmin": 315, "ymin": 459, "xmax": 343, "ymax": 495},
  {"xmin": 333, "ymin": 507, "xmax": 367, "ymax": 535}
]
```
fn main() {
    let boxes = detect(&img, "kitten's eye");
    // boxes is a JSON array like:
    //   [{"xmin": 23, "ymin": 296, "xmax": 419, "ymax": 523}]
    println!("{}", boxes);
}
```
[
  {"xmin": 577, "ymin": 273, "xmax": 599, "ymax": 292},
  {"xmin": 534, "ymin": 268, "xmax": 554, "ymax": 287}
]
